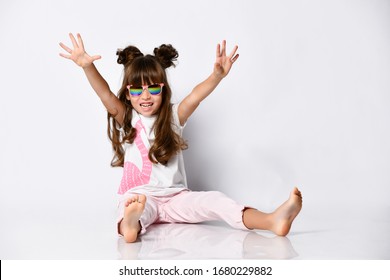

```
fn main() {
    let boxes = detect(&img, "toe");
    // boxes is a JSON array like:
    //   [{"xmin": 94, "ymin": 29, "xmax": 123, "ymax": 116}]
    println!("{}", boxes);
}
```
[{"xmin": 138, "ymin": 194, "xmax": 147, "ymax": 204}]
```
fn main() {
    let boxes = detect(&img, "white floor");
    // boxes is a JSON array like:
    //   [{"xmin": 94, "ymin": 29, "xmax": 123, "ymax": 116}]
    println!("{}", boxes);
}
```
[{"xmin": 1, "ymin": 201, "xmax": 389, "ymax": 260}]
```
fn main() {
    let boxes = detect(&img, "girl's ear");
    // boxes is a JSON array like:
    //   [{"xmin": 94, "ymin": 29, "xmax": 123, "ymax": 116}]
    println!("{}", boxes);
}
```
[{"xmin": 126, "ymin": 92, "xmax": 131, "ymax": 100}]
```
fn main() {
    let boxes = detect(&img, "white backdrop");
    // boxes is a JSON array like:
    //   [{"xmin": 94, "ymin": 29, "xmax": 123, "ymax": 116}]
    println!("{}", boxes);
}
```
[{"xmin": 1, "ymin": 0, "xmax": 390, "ymax": 256}]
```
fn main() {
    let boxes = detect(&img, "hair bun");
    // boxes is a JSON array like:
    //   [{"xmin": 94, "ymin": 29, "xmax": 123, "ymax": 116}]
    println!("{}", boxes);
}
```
[
  {"xmin": 116, "ymin": 46, "xmax": 144, "ymax": 66},
  {"xmin": 153, "ymin": 44, "xmax": 179, "ymax": 69}
]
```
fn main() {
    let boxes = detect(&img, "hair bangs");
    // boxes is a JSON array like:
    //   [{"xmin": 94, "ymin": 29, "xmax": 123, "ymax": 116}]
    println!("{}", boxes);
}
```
[{"xmin": 127, "ymin": 55, "xmax": 166, "ymax": 86}]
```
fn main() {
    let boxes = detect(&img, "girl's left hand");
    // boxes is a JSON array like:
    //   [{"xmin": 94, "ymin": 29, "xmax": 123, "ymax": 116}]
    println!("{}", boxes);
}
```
[{"xmin": 213, "ymin": 40, "xmax": 239, "ymax": 79}]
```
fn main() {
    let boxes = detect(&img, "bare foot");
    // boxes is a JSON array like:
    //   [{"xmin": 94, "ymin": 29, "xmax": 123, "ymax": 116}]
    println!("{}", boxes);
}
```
[
  {"xmin": 120, "ymin": 194, "xmax": 146, "ymax": 243},
  {"xmin": 270, "ymin": 187, "xmax": 302, "ymax": 236}
]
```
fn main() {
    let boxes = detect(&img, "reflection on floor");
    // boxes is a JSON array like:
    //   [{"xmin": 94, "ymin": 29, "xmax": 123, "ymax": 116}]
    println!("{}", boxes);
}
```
[
  {"xmin": 117, "ymin": 223, "xmax": 298, "ymax": 259},
  {"xmin": 115, "ymin": 202, "xmax": 390, "ymax": 260},
  {"xmin": 1, "ymin": 203, "xmax": 389, "ymax": 259}
]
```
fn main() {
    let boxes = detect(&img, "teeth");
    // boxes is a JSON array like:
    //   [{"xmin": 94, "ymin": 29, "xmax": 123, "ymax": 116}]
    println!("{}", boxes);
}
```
[{"xmin": 140, "ymin": 103, "xmax": 152, "ymax": 108}]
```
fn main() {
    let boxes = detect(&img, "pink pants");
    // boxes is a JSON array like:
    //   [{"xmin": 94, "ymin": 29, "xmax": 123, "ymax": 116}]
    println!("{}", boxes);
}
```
[{"xmin": 117, "ymin": 190, "xmax": 249, "ymax": 235}]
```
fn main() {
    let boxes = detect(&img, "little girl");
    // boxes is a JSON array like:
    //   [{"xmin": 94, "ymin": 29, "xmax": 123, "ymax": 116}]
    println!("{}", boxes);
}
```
[{"xmin": 59, "ymin": 33, "xmax": 302, "ymax": 243}]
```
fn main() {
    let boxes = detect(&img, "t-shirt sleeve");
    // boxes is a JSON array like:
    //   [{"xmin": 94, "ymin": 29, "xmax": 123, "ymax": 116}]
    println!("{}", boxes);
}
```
[{"xmin": 172, "ymin": 103, "xmax": 186, "ymax": 134}]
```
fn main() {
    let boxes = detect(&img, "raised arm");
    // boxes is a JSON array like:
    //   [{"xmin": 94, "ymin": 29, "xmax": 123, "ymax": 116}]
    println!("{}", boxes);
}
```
[
  {"xmin": 59, "ymin": 33, "xmax": 125, "ymax": 125},
  {"xmin": 178, "ymin": 40, "xmax": 239, "ymax": 126}
]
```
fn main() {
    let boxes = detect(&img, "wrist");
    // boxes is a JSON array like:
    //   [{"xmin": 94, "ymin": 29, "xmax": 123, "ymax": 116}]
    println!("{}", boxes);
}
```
[
  {"xmin": 211, "ymin": 71, "xmax": 224, "ymax": 83},
  {"xmin": 82, "ymin": 63, "xmax": 95, "ymax": 70}
]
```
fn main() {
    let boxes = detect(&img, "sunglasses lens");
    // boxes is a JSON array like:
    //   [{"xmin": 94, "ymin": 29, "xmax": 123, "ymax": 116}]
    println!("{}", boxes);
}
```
[
  {"xmin": 148, "ymin": 84, "xmax": 162, "ymax": 95},
  {"xmin": 129, "ymin": 87, "xmax": 142, "ymax": 96},
  {"xmin": 128, "ymin": 84, "xmax": 163, "ymax": 96}
]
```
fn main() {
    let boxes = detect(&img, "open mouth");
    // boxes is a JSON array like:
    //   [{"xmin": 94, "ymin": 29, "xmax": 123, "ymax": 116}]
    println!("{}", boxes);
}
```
[{"xmin": 140, "ymin": 103, "xmax": 153, "ymax": 108}]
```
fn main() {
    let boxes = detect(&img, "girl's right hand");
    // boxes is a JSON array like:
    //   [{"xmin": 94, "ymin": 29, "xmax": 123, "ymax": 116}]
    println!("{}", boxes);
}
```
[{"xmin": 59, "ymin": 33, "xmax": 101, "ymax": 68}]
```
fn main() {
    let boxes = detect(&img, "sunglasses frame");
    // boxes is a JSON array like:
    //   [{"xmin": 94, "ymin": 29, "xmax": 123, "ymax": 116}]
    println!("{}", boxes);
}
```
[{"xmin": 126, "ymin": 83, "xmax": 164, "ymax": 97}]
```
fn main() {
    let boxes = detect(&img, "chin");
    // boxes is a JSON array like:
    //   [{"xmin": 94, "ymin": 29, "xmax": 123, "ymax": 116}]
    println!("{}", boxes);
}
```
[{"xmin": 136, "ymin": 108, "xmax": 158, "ymax": 117}]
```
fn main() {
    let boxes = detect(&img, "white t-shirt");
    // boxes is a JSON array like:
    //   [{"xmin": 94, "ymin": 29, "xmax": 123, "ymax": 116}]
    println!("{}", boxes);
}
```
[{"xmin": 117, "ymin": 103, "xmax": 188, "ymax": 196}]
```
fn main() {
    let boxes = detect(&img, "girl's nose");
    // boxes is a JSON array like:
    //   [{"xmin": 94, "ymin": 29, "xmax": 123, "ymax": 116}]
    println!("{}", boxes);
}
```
[{"xmin": 141, "ymin": 89, "xmax": 151, "ymax": 99}]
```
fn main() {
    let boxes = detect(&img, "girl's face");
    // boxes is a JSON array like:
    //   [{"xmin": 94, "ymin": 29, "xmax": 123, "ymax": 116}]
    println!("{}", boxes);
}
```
[{"xmin": 126, "ymin": 82, "xmax": 163, "ymax": 117}]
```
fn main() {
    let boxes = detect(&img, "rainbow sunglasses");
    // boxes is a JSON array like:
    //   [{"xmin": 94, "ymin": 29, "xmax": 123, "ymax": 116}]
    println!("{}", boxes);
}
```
[{"xmin": 127, "ymin": 83, "xmax": 164, "ymax": 97}]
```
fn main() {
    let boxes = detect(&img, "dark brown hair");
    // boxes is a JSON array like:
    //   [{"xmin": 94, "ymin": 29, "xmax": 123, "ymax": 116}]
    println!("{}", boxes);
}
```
[{"xmin": 108, "ymin": 44, "xmax": 187, "ymax": 167}]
